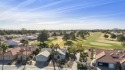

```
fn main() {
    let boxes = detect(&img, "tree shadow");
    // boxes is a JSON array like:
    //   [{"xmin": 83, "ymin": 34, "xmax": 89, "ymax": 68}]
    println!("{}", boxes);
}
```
[{"xmin": 52, "ymin": 59, "xmax": 56, "ymax": 70}]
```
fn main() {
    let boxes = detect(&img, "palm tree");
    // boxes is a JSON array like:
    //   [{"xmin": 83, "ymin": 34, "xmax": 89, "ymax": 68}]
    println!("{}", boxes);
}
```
[
  {"xmin": 23, "ymin": 40, "xmax": 29, "ymax": 70},
  {"xmin": 50, "ymin": 43, "xmax": 56, "ymax": 70},
  {"xmin": 0, "ymin": 43, "xmax": 8, "ymax": 70},
  {"xmin": 55, "ymin": 44, "xmax": 60, "ymax": 51},
  {"xmin": 50, "ymin": 43, "xmax": 60, "ymax": 70},
  {"xmin": 50, "ymin": 43, "xmax": 54, "ymax": 49}
]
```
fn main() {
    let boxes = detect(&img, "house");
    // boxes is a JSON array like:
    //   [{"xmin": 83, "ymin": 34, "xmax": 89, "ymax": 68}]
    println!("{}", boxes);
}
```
[
  {"xmin": 94, "ymin": 49, "xmax": 125, "ymax": 69},
  {"xmin": 0, "ymin": 36, "xmax": 6, "ymax": 41},
  {"xmin": 0, "ymin": 47, "xmax": 21, "ymax": 61},
  {"xmin": 17, "ymin": 46, "xmax": 36, "ymax": 61},
  {"xmin": 54, "ymin": 49, "xmax": 67, "ymax": 61},
  {"xmin": 36, "ymin": 48, "xmax": 52, "ymax": 62},
  {"xmin": 122, "ymin": 31, "xmax": 125, "ymax": 37},
  {"xmin": 35, "ymin": 48, "xmax": 67, "ymax": 62},
  {"xmin": 21, "ymin": 36, "xmax": 37, "ymax": 40},
  {"xmin": 0, "ymin": 46, "xmax": 36, "ymax": 62},
  {"xmin": 5, "ymin": 40, "xmax": 21, "ymax": 47}
]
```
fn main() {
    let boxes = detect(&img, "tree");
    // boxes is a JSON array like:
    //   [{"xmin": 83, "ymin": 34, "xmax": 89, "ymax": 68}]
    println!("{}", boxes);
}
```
[
  {"xmin": 115, "ymin": 62, "xmax": 122, "ymax": 70},
  {"xmin": 80, "ymin": 52, "xmax": 88, "ymax": 62},
  {"xmin": 37, "ymin": 30, "xmax": 49, "ymax": 43},
  {"xmin": 41, "ymin": 42, "xmax": 49, "ymax": 48},
  {"xmin": 32, "ymin": 51, "xmax": 38, "ymax": 56},
  {"xmin": 117, "ymin": 35, "xmax": 125, "ymax": 42},
  {"xmin": 55, "ymin": 44, "xmax": 60, "ymax": 51},
  {"xmin": 64, "ymin": 40, "xmax": 74, "ymax": 46},
  {"xmin": 21, "ymin": 39, "xmax": 27, "ymax": 45},
  {"xmin": 110, "ymin": 34, "xmax": 116, "ymax": 40},
  {"xmin": 62, "ymin": 33, "xmax": 70, "ymax": 41},
  {"xmin": 22, "ymin": 40, "xmax": 29, "ymax": 70},
  {"xmin": 81, "ymin": 34, "xmax": 85, "ymax": 39},
  {"xmin": 50, "ymin": 43, "xmax": 60, "ymax": 70},
  {"xmin": 52, "ymin": 32, "xmax": 57, "ymax": 36},
  {"xmin": 104, "ymin": 34, "xmax": 109, "ymax": 39},
  {"xmin": 67, "ymin": 47, "xmax": 77, "ymax": 60},
  {"xmin": 76, "ymin": 43, "xmax": 84, "ymax": 52},
  {"xmin": 0, "ymin": 43, "xmax": 8, "ymax": 70},
  {"xmin": 71, "ymin": 34, "xmax": 76, "ymax": 40},
  {"xmin": 50, "ymin": 43, "xmax": 55, "ymax": 49}
]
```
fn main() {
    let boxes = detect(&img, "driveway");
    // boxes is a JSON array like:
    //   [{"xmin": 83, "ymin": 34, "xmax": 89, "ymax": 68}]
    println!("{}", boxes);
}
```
[{"xmin": 0, "ymin": 60, "xmax": 10, "ymax": 65}]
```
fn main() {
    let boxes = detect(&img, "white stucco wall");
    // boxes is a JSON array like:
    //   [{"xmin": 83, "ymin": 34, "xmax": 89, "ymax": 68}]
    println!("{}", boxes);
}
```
[{"xmin": 0, "ymin": 55, "xmax": 16, "ymax": 61}]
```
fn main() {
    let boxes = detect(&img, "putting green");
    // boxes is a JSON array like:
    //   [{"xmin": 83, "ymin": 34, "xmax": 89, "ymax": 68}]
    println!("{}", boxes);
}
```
[{"xmin": 90, "ymin": 42, "xmax": 112, "ymax": 46}]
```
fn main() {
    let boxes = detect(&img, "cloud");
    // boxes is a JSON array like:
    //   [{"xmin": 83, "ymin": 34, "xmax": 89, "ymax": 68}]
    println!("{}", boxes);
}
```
[
  {"xmin": 0, "ymin": 0, "xmax": 125, "ymax": 30},
  {"xmin": 57, "ymin": 0, "xmax": 123, "ymax": 13},
  {"xmin": 0, "ymin": 0, "xmax": 36, "ymax": 15},
  {"xmin": 1, "ymin": 18, "xmax": 125, "ymax": 30}
]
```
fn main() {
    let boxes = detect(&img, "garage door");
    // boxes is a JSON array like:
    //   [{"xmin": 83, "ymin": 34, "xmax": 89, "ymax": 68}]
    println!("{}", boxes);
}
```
[
  {"xmin": 98, "ymin": 62, "xmax": 108, "ymax": 67},
  {"xmin": 36, "ymin": 56, "xmax": 47, "ymax": 61},
  {"xmin": 108, "ymin": 63, "xmax": 114, "ymax": 68}
]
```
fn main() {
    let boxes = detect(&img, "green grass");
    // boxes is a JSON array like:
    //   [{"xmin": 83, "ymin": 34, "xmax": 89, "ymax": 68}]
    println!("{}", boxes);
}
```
[
  {"xmin": 32, "ymin": 32, "xmax": 125, "ymax": 50},
  {"xmin": 75, "ymin": 32, "xmax": 125, "ymax": 50}
]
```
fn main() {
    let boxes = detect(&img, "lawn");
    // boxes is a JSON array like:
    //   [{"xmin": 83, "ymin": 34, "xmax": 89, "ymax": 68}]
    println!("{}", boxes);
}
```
[
  {"xmin": 52, "ymin": 36, "xmax": 65, "ymax": 48},
  {"xmin": 78, "ymin": 32, "xmax": 125, "ymax": 50},
  {"xmin": 31, "ymin": 32, "xmax": 125, "ymax": 50}
]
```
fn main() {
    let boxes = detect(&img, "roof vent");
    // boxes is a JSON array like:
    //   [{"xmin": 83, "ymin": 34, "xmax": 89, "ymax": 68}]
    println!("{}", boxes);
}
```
[
  {"xmin": 111, "ymin": 54, "xmax": 119, "ymax": 59},
  {"xmin": 110, "ymin": 53, "xmax": 114, "ymax": 55}
]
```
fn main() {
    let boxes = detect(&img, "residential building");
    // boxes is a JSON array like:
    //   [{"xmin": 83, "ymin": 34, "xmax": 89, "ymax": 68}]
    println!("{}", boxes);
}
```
[
  {"xmin": 5, "ymin": 40, "xmax": 21, "ymax": 47},
  {"xmin": 36, "ymin": 48, "xmax": 52, "ymax": 62},
  {"xmin": 0, "ymin": 46, "xmax": 36, "ymax": 62},
  {"xmin": 94, "ymin": 49, "xmax": 125, "ymax": 69},
  {"xmin": 54, "ymin": 48, "xmax": 67, "ymax": 61}
]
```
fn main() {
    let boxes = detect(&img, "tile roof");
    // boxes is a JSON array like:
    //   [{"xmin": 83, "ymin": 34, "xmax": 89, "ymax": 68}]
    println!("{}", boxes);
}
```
[
  {"xmin": 120, "ymin": 59, "xmax": 125, "ymax": 64},
  {"xmin": 96, "ymin": 51, "xmax": 105, "ymax": 59},
  {"xmin": 3, "ymin": 46, "xmax": 36, "ymax": 56},
  {"xmin": 95, "ymin": 49, "xmax": 125, "ymax": 64}
]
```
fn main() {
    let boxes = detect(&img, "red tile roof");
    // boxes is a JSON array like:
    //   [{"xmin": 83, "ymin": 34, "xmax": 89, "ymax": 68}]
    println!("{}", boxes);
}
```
[
  {"xmin": 120, "ymin": 59, "xmax": 125, "ymax": 64},
  {"xmin": 10, "ymin": 47, "xmax": 21, "ymax": 55},
  {"xmin": 4, "ymin": 46, "xmax": 36, "ymax": 56},
  {"xmin": 96, "ymin": 49, "xmax": 125, "ymax": 64},
  {"xmin": 96, "ymin": 51, "xmax": 105, "ymax": 59}
]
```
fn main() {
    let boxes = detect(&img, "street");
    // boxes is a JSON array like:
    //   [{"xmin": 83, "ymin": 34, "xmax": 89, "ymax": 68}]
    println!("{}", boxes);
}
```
[{"xmin": 0, "ymin": 65, "xmax": 73, "ymax": 70}]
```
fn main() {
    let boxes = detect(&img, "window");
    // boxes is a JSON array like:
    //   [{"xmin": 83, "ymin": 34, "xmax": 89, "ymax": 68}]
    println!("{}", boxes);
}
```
[{"xmin": 99, "ymin": 63, "xmax": 103, "ymax": 65}]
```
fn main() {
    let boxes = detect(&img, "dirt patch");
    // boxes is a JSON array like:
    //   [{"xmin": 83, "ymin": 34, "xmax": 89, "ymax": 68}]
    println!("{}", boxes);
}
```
[{"xmin": 52, "ymin": 37, "xmax": 65, "ymax": 48}]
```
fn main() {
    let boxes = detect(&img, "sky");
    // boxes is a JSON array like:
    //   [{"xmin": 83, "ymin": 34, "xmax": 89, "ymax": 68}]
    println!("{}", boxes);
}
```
[{"xmin": 0, "ymin": 0, "xmax": 125, "ymax": 30}]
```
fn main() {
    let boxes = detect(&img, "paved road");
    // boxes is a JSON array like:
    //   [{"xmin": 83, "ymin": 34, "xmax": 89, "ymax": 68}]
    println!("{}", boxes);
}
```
[{"xmin": 0, "ymin": 65, "xmax": 73, "ymax": 70}]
